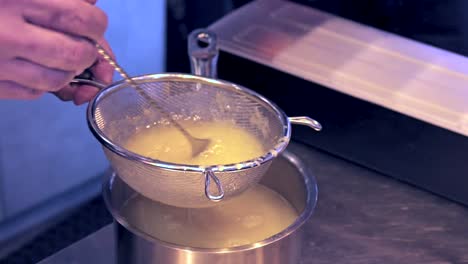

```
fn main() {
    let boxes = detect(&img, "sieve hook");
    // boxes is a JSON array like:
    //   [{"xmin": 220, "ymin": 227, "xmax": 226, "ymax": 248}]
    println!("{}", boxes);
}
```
[
  {"xmin": 204, "ymin": 170, "xmax": 225, "ymax": 201},
  {"xmin": 289, "ymin": 116, "xmax": 322, "ymax": 131}
]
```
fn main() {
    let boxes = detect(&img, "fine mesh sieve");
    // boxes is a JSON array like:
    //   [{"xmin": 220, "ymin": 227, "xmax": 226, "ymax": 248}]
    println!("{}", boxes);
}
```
[{"xmin": 82, "ymin": 29, "xmax": 322, "ymax": 208}]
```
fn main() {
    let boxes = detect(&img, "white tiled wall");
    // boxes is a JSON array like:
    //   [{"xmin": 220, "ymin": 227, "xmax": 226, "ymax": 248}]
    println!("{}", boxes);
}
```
[{"xmin": 0, "ymin": 0, "xmax": 166, "ymax": 220}]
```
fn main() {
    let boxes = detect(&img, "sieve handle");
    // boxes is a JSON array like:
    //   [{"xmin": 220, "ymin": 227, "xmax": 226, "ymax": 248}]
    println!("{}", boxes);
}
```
[
  {"xmin": 70, "ymin": 78, "xmax": 107, "ymax": 90},
  {"xmin": 188, "ymin": 29, "xmax": 219, "ymax": 78},
  {"xmin": 289, "ymin": 116, "xmax": 323, "ymax": 131},
  {"xmin": 204, "ymin": 170, "xmax": 225, "ymax": 201}
]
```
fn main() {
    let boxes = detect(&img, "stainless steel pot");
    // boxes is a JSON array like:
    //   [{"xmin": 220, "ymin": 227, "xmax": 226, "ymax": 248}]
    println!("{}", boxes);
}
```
[{"xmin": 103, "ymin": 150, "xmax": 318, "ymax": 264}]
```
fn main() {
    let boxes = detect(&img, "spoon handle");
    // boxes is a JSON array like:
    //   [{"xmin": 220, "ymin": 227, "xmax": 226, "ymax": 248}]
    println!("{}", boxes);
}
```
[{"xmin": 94, "ymin": 43, "xmax": 193, "ymax": 139}]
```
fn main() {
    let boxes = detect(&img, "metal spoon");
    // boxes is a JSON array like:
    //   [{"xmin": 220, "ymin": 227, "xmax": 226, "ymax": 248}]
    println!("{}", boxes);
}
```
[{"xmin": 95, "ymin": 43, "xmax": 211, "ymax": 157}]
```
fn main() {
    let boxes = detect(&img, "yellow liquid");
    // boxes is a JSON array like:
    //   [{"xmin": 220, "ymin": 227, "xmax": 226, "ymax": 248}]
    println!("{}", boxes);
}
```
[
  {"xmin": 122, "ymin": 121, "xmax": 296, "ymax": 247},
  {"xmin": 125, "ymin": 121, "xmax": 265, "ymax": 165},
  {"xmin": 121, "ymin": 184, "xmax": 298, "ymax": 248}
]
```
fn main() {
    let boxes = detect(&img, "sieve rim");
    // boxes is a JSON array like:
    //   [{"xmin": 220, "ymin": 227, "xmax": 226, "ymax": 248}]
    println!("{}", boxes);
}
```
[{"xmin": 87, "ymin": 73, "xmax": 291, "ymax": 173}]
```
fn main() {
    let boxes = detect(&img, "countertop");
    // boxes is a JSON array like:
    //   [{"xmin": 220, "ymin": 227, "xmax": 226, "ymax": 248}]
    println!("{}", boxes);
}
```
[{"xmin": 39, "ymin": 143, "xmax": 468, "ymax": 264}]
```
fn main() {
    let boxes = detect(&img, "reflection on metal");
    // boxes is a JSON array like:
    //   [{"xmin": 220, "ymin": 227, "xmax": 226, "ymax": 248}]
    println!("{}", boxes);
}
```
[{"xmin": 209, "ymin": 0, "xmax": 468, "ymax": 137}]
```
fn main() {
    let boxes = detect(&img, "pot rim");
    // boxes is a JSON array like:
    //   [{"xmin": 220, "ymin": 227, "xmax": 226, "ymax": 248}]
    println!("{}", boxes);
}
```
[{"xmin": 102, "ymin": 150, "xmax": 318, "ymax": 253}]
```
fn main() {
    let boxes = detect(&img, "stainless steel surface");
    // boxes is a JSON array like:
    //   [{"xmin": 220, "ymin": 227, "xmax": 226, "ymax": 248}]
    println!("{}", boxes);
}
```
[
  {"xmin": 85, "ymin": 28, "xmax": 321, "ymax": 208},
  {"xmin": 38, "ymin": 143, "xmax": 468, "ymax": 264},
  {"xmin": 209, "ymin": 0, "xmax": 468, "ymax": 137},
  {"xmin": 103, "ymin": 151, "xmax": 317, "ymax": 264}
]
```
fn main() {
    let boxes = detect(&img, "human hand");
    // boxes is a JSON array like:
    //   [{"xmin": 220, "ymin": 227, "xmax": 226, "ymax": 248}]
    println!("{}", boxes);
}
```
[
  {"xmin": 0, "ymin": 0, "xmax": 112, "ymax": 104},
  {"xmin": 53, "ymin": 38, "xmax": 115, "ymax": 105}
]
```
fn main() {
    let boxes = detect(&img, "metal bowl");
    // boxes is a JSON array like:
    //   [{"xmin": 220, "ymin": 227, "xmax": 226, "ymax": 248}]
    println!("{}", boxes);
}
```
[{"xmin": 103, "ymin": 150, "xmax": 318, "ymax": 264}]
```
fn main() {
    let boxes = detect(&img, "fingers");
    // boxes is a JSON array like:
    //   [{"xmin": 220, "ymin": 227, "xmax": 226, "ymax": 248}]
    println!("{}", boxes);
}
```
[
  {"xmin": 0, "ymin": 81, "xmax": 44, "ymax": 100},
  {"xmin": 52, "ymin": 84, "xmax": 98, "ymax": 105},
  {"xmin": 73, "ymin": 85, "xmax": 99, "ymax": 105},
  {"xmin": 0, "ymin": 58, "xmax": 75, "ymax": 92},
  {"xmin": 23, "ymin": 0, "xmax": 108, "ymax": 41},
  {"xmin": 17, "ymin": 23, "xmax": 97, "ymax": 72},
  {"xmin": 71, "ymin": 38, "xmax": 114, "ymax": 104},
  {"xmin": 53, "ymin": 38, "xmax": 114, "ymax": 105},
  {"xmin": 0, "ymin": 0, "xmax": 107, "ymax": 102},
  {"xmin": 90, "ymin": 38, "xmax": 114, "ymax": 85},
  {"xmin": 52, "ymin": 85, "xmax": 75, "ymax": 102}
]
